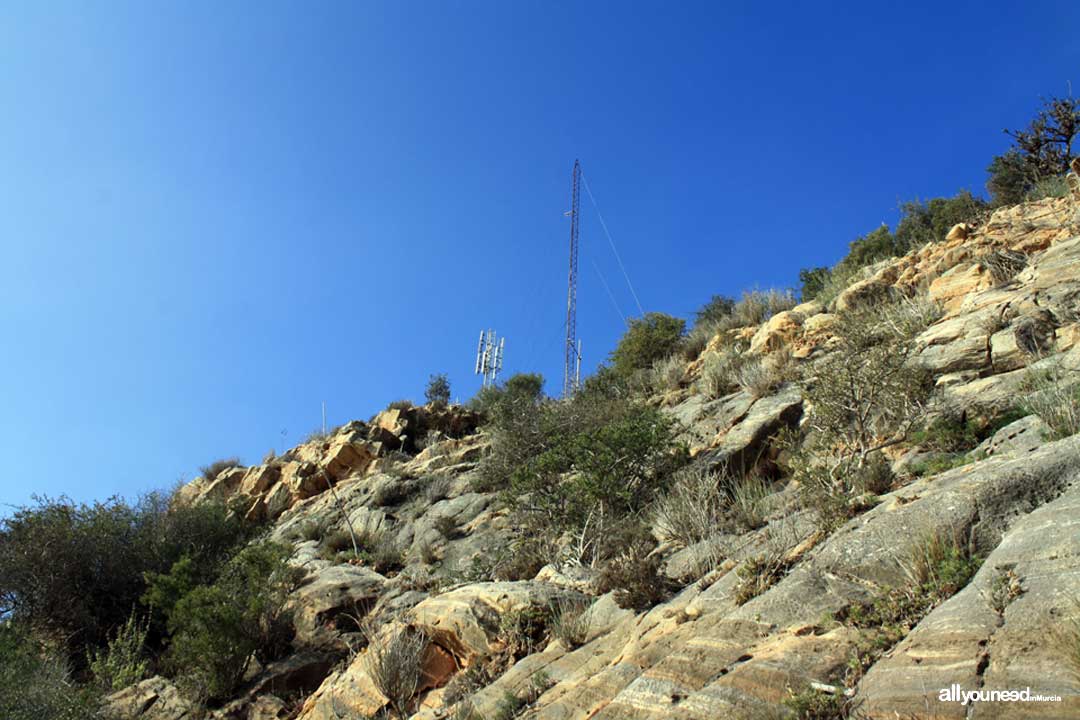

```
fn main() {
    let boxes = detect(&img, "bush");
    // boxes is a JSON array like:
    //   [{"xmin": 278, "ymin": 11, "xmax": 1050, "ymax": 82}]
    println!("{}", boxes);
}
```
[
  {"xmin": 698, "ymin": 342, "xmax": 752, "ymax": 399},
  {"xmin": 694, "ymin": 294, "xmax": 736, "ymax": 326},
  {"xmin": 167, "ymin": 541, "xmax": 300, "ymax": 701},
  {"xmin": 782, "ymin": 686, "xmax": 854, "ymax": 719},
  {"xmin": 507, "ymin": 402, "xmax": 685, "ymax": 532},
  {"xmin": 978, "ymin": 249, "xmax": 1028, "ymax": 286},
  {"xmin": 425, "ymin": 373, "xmax": 451, "ymax": 406},
  {"xmin": 550, "ymin": 596, "xmax": 591, "ymax": 649},
  {"xmin": 609, "ymin": 312, "xmax": 686, "ymax": 379},
  {"xmin": 802, "ymin": 299, "xmax": 937, "ymax": 459},
  {"xmin": 88, "ymin": 611, "xmax": 150, "ymax": 692},
  {"xmin": 598, "ymin": 544, "xmax": 676, "ymax": 611},
  {"xmin": 733, "ymin": 551, "xmax": 792, "ymax": 605},
  {"xmin": 653, "ymin": 464, "xmax": 727, "ymax": 548},
  {"xmin": 799, "ymin": 267, "xmax": 831, "ymax": 302},
  {"xmin": 364, "ymin": 624, "xmax": 428, "ymax": 719},
  {"xmin": 893, "ymin": 191, "xmax": 988, "ymax": 250},
  {"xmin": 0, "ymin": 625, "xmax": 101, "ymax": 720},
  {"xmin": 0, "ymin": 493, "xmax": 254, "ymax": 669},
  {"xmin": 199, "ymin": 457, "xmax": 241, "ymax": 481},
  {"xmin": 734, "ymin": 352, "xmax": 790, "ymax": 399}
]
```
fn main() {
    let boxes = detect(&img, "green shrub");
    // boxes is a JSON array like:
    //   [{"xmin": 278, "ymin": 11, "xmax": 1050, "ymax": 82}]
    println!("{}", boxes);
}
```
[
  {"xmin": 167, "ymin": 541, "xmax": 301, "ymax": 701},
  {"xmin": 88, "ymin": 611, "xmax": 150, "ymax": 691},
  {"xmin": 893, "ymin": 191, "xmax": 988, "ymax": 250},
  {"xmin": 802, "ymin": 299, "xmax": 937, "ymax": 458},
  {"xmin": 506, "ymin": 403, "xmax": 685, "ymax": 532},
  {"xmin": 425, "ymin": 373, "xmax": 451, "ymax": 406},
  {"xmin": 799, "ymin": 267, "xmax": 831, "ymax": 302},
  {"xmin": 609, "ymin": 312, "xmax": 686, "ymax": 379}
]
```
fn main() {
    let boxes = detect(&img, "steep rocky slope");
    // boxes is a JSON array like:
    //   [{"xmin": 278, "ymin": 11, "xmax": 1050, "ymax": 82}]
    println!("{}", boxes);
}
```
[{"xmin": 111, "ymin": 196, "xmax": 1080, "ymax": 720}]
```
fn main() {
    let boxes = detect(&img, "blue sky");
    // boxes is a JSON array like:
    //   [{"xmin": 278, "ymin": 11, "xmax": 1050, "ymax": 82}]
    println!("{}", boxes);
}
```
[{"xmin": 1, "ymin": 1, "xmax": 1077, "ymax": 510}]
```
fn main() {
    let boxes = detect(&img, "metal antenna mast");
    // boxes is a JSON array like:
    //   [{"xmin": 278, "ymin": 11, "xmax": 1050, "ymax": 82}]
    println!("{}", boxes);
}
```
[{"xmin": 563, "ymin": 159, "xmax": 581, "ymax": 397}]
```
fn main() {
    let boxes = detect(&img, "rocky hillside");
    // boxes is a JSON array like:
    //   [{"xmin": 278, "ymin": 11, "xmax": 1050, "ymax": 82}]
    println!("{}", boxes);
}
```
[{"xmin": 110, "ymin": 196, "xmax": 1080, "ymax": 720}]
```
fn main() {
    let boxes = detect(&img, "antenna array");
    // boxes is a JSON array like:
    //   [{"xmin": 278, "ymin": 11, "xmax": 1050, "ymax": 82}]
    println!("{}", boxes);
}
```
[{"xmin": 474, "ymin": 329, "xmax": 504, "ymax": 388}]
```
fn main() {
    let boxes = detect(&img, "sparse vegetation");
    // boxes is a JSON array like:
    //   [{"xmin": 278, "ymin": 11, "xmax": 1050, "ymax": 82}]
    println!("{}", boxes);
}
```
[
  {"xmin": 425, "ymin": 474, "xmax": 453, "ymax": 503},
  {"xmin": 653, "ymin": 464, "xmax": 727, "ymax": 547},
  {"xmin": 597, "ymin": 533, "xmax": 678, "ymax": 611},
  {"xmin": 978, "ymin": 249, "xmax": 1028, "ymax": 285},
  {"xmin": 799, "ymin": 191, "xmax": 988, "ymax": 304},
  {"xmin": 782, "ymin": 686, "xmax": 855, "ymax": 720},
  {"xmin": 1021, "ymin": 363, "xmax": 1080, "ymax": 439},
  {"xmin": 363, "ymin": 623, "xmax": 428, "ymax": 719},
  {"xmin": 199, "ymin": 457, "xmax": 242, "ymax": 481},
  {"xmin": 733, "ymin": 550, "xmax": 792, "ymax": 605},
  {"xmin": 550, "ymin": 596, "xmax": 592, "ymax": 649},
  {"xmin": 837, "ymin": 529, "xmax": 980, "ymax": 685},
  {"xmin": 792, "ymin": 299, "xmax": 938, "ymax": 531}
]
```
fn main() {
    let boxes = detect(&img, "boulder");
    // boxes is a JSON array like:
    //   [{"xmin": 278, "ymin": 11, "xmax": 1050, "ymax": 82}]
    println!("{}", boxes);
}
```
[
  {"xmin": 103, "ymin": 677, "xmax": 195, "ymax": 720},
  {"xmin": 701, "ymin": 385, "xmax": 803, "ymax": 473},
  {"xmin": 749, "ymin": 310, "xmax": 803, "ymax": 354},
  {"xmin": 321, "ymin": 437, "xmax": 375, "ymax": 480},
  {"xmin": 290, "ymin": 564, "xmax": 386, "ymax": 647},
  {"xmin": 977, "ymin": 415, "xmax": 1050, "ymax": 459},
  {"xmin": 410, "ymin": 581, "xmax": 585, "ymax": 662}
]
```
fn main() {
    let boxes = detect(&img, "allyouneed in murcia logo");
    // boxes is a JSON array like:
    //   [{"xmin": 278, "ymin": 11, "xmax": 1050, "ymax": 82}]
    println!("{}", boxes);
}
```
[{"xmin": 938, "ymin": 685, "xmax": 1062, "ymax": 705}]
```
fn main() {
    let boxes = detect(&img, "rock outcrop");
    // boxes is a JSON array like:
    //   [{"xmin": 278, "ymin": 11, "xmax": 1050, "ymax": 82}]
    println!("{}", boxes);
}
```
[{"xmin": 166, "ymin": 196, "xmax": 1080, "ymax": 719}]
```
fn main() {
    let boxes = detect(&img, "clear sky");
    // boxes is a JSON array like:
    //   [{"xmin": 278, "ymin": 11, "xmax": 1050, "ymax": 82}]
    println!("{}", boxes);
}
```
[{"xmin": 1, "ymin": 1, "xmax": 1077, "ymax": 511}]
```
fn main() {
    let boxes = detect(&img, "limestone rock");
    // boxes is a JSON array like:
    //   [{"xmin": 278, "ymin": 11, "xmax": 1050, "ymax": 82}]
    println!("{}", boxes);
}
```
[
  {"xmin": 856, "ymin": 459, "xmax": 1080, "ymax": 718},
  {"xmin": 103, "ymin": 677, "xmax": 195, "ymax": 720},
  {"xmin": 410, "ymin": 581, "xmax": 584, "ymax": 661},
  {"xmin": 749, "ymin": 310, "xmax": 803, "ymax": 354},
  {"xmin": 701, "ymin": 385, "xmax": 802, "ymax": 472},
  {"xmin": 290, "ymin": 564, "xmax": 386, "ymax": 647},
  {"xmin": 977, "ymin": 415, "xmax": 1050, "ymax": 459}
]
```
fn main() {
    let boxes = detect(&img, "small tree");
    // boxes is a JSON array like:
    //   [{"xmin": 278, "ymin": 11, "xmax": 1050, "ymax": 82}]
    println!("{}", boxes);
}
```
[
  {"xmin": 425, "ymin": 373, "xmax": 451, "ymax": 407},
  {"xmin": 988, "ymin": 95, "xmax": 1080, "ymax": 205},
  {"xmin": 609, "ymin": 312, "xmax": 686, "ymax": 379},
  {"xmin": 798, "ymin": 267, "xmax": 831, "ymax": 302}
]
